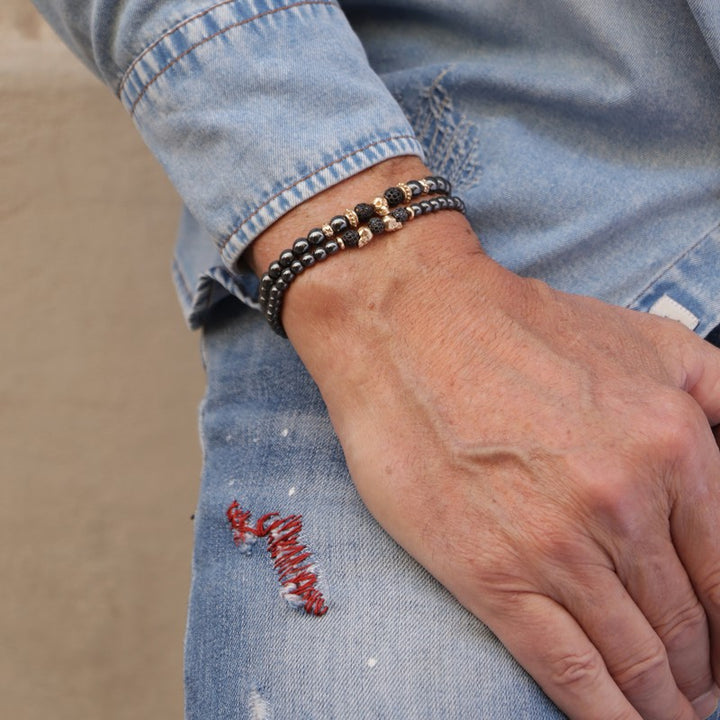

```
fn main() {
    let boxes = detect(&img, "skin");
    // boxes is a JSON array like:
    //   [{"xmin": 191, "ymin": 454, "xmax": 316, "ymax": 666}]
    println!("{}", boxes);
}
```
[{"xmin": 248, "ymin": 157, "xmax": 720, "ymax": 720}]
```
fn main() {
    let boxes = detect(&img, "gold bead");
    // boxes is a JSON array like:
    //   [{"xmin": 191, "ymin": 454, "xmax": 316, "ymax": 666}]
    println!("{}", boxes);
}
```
[
  {"xmin": 344, "ymin": 209, "xmax": 359, "ymax": 228},
  {"xmin": 358, "ymin": 227, "xmax": 374, "ymax": 248},
  {"xmin": 336, "ymin": 236, "xmax": 346, "ymax": 250},
  {"xmin": 383, "ymin": 215, "xmax": 403, "ymax": 232},
  {"xmin": 405, "ymin": 205, "xmax": 415, "ymax": 220},
  {"xmin": 397, "ymin": 182, "xmax": 412, "ymax": 204},
  {"xmin": 419, "ymin": 179, "xmax": 430, "ymax": 194},
  {"xmin": 372, "ymin": 197, "xmax": 390, "ymax": 216},
  {"xmin": 321, "ymin": 224, "xmax": 334, "ymax": 238}
]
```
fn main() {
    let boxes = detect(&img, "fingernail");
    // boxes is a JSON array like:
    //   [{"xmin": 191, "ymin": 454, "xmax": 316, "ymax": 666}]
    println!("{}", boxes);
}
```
[{"xmin": 693, "ymin": 684, "xmax": 720, "ymax": 720}]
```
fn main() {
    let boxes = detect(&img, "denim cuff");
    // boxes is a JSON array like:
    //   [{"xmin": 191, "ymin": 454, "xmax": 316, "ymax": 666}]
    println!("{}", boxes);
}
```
[{"xmin": 117, "ymin": 0, "xmax": 422, "ymax": 300}]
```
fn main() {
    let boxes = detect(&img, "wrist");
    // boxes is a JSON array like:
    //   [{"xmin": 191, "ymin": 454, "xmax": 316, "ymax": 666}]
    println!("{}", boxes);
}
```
[
  {"xmin": 248, "ymin": 157, "xmax": 499, "ymax": 356},
  {"xmin": 246, "ymin": 156, "xmax": 431, "ymax": 275}
]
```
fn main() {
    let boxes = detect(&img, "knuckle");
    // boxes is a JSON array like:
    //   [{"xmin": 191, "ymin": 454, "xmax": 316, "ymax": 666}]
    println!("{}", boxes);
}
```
[
  {"xmin": 577, "ymin": 473, "xmax": 650, "ymax": 540},
  {"xmin": 645, "ymin": 390, "xmax": 704, "ymax": 456},
  {"xmin": 547, "ymin": 647, "xmax": 606, "ymax": 690},
  {"xmin": 654, "ymin": 598, "xmax": 707, "ymax": 651},
  {"xmin": 611, "ymin": 639, "xmax": 668, "ymax": 696}
]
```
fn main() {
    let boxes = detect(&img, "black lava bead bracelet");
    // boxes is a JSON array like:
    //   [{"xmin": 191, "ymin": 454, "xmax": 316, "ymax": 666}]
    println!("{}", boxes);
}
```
[{"xmin": 258, "ymin": 176, "xmax": 465, "ymax": 337}]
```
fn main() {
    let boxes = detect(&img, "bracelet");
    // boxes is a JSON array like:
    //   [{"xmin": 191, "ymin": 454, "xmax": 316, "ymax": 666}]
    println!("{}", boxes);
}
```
[{"xmin": 258, "ymin": 175, "xmax": 465, "ymax": 337}]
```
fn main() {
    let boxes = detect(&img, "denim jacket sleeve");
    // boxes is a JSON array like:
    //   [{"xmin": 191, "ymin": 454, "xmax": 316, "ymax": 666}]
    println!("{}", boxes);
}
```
[{"xmin": 32, "ymin": 0, "xmax": 424, "ymax": 327}]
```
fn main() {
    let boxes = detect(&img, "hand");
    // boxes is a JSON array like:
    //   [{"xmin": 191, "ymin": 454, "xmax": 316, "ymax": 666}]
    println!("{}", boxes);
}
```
[{"xmin": 251, "ymin": 158, "xmax": 720, "ymax": 719}]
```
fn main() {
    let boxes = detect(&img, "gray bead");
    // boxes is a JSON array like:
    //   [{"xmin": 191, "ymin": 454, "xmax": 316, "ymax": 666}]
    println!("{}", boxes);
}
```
[
  {"xmin": 307, "ymin": 229, "xmax": 325, "ymax": 246},
  {"xmin": 293, "ymin": 238, "xmax": 310, "ymax": 256},
  {"xmin": 330, "ymin": 215, "xmax": 348, "ymax": 234}
]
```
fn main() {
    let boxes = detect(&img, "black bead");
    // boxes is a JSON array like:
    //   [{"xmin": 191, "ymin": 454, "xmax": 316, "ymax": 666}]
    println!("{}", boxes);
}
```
[
  {"xmin": 290, "ymin": 260, "xmax": 304, "ymax": 274},
  {"xmin": 436, "ymin": 176, "xmax": 451, "ymax": 194},
  {"xmin": 307, "ymin": 228, "xmax": 325, "ymax": 246},
  {"xmin": 383, "ymin": 186, "xmax": 404, "ymax": 207},
  {"xmin": 391, "ymin": 207, "xmax": 410, "ymax": 223},
  {"xmin": 329, "ymin": 215, "xmax": 348, "ymax": 234},
  {"xmin": 342, "ymin": 229, "xmax": 360, "ymax": 248},
  {"xmin": 424, "ymin": 176, "xmax": 437, "ymax": 192},
  {"xmin": 436, "ymin": 196, "xmax": 448, "ymax": 209},
  {"xmin": 367, "ymin": 216, "xmax": 385, "ymax": 235},
  {"xmin": 275, "ymin": 278, "xmax": 288, "ymax": 291},
  {"xmin": 410, "ymin": 203, "xmax": 422, "ymax": 216},
  {"xmin": 419, "ymin": 201, "xmax": 431, "ymax": 213},
  {"xmin": 313, "ymin": 247, "xmax": 327, "ymax": 262},
  {"xmin": 354, "ymin": 203, "xmax": 375, "ymax": 222},
  {"xmin": 268, "ymin": 262, "xmax": 282, "ymax": 279},
  {"xmin": 429, "ymin": 199, "xmax": 441, "ymax": 211},
  {"xmin": 279, "ymin": 250, "xmax": 294, "ymax": 267},
  {"xmin": 292, "ymin": 238, "xmax": 309, "ymax": 256},
  {"xmin": 300, "ymin": 253, "xmax": 316, "ymax": 267},
  {"xmin": 269, "ymin": 286, "xmax": 281, "ymax": 300},
  {"xmin": 324, "ymin": 239, "xmax": 340, "ymax": 255},
  {"xmin": 260, "ymin": 275, "xmax": 273, "ymax": 290},
  {"xmin": 407, "ymin": 180, "xmax": 423, "ymax": 197},
  {"xmin": 281, "ymin": 268, "xmax": 294, "ymax": 283}
]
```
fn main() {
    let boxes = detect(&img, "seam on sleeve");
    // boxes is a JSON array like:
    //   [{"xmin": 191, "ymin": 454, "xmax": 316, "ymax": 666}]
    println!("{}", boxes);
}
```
[
  {"xmin": 124, "ymin": 0, "xmax": 336, "ymax": 116},
  {"xmin": 217, "ymin": 134, "xmax": 418, "ymax": 255},
  {"xmin": 118, "ymin": 0, "xmax": 240, "ymax": 96}
]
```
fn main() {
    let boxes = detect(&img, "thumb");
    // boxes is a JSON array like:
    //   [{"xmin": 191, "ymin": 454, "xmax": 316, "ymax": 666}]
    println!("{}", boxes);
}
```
[{"xmin": 680, "ymin": 335, "xmax": 720, "ymax": 425}]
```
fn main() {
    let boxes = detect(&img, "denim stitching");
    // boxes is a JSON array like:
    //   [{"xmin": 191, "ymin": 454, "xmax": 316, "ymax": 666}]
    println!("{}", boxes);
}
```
[
  {"xmin": 627, "ymin": 220, "xmax": 720, "ymax": 308},
  {"xmin": 218, "ymin": 134, "xmax": 418, "ymax": 255},
  {"xmin": 127, "ymin": 0, "xmax": 336, "ymax": 115},
  {"xmin": 227, "ymin": 500, "xmax": 328, "ymax": 616},
  {"xmin": 118, "ymin": 0, "xmax": 239, "ymax": 97}
]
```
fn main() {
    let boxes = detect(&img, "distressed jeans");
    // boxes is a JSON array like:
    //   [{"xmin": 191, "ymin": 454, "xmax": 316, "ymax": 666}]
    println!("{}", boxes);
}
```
[
  {"xmin": 186, "ymin": 296, "xmax": 720, "ymax": 719},
  {"xmin": 187, "ymin": 297, "xmax": 563, "ymax": 719}
]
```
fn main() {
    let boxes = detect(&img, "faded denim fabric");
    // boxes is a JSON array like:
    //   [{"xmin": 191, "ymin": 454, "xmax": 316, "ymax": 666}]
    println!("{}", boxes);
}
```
[
  {"xmin": 33, "ymin": 0, "xmax": 720, "ymax": 717},
  {"xmin": 32, "ymin": 0, "xmax": 720, "ymax": 335},
  {"xmin": 32, "ymin": 0, "xmax": 424, "ymax": 325}
]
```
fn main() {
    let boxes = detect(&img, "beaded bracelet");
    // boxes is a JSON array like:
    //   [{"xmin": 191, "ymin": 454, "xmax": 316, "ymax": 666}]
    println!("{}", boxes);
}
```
[{"xmin": 258, "ymin": 176, "xmax": 465, "ymax": 337}]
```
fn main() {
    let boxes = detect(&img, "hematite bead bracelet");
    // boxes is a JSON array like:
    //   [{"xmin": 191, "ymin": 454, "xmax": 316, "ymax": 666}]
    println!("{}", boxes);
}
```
[{"xmin": 258, "ymin": 176, "xmax": 463, "ymax": 337}]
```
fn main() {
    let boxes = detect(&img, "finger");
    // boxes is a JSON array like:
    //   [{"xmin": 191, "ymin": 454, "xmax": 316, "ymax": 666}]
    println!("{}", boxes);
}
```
[
  {"xmin": 669, "ymin": 424, "xmax": 720, "ymax": 689},
  {"xmin": 481, "ymin": 592, "xmax": 643, "ymax": 720},
  {"xmin": 551, "ymin": 566, "xmax": 698, "ymax": 720},
  {"xmin": 678, "ymin": 338, "xmax": 720, "ymax": 424},
  {"xmin": 614, "ymin": 542, "xmax": 717, "ymax": 717}
]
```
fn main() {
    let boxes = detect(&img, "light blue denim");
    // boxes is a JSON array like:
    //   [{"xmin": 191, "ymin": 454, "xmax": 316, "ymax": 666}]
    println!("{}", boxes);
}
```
[{"xmin": 33, "ymin": 0, "xmax": 720, "ymax": 717}]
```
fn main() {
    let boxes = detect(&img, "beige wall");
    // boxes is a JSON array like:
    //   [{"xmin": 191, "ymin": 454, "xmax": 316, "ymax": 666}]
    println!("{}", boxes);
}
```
[{"xmin": 1, "ymin": 4, "xmax": 205, "ymax": 718}]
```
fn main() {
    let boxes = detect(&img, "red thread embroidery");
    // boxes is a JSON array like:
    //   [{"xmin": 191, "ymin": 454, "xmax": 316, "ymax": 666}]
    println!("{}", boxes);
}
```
[{"xmin": 226, "ymin": 500, "xmax": 328, "ymax": 616}]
